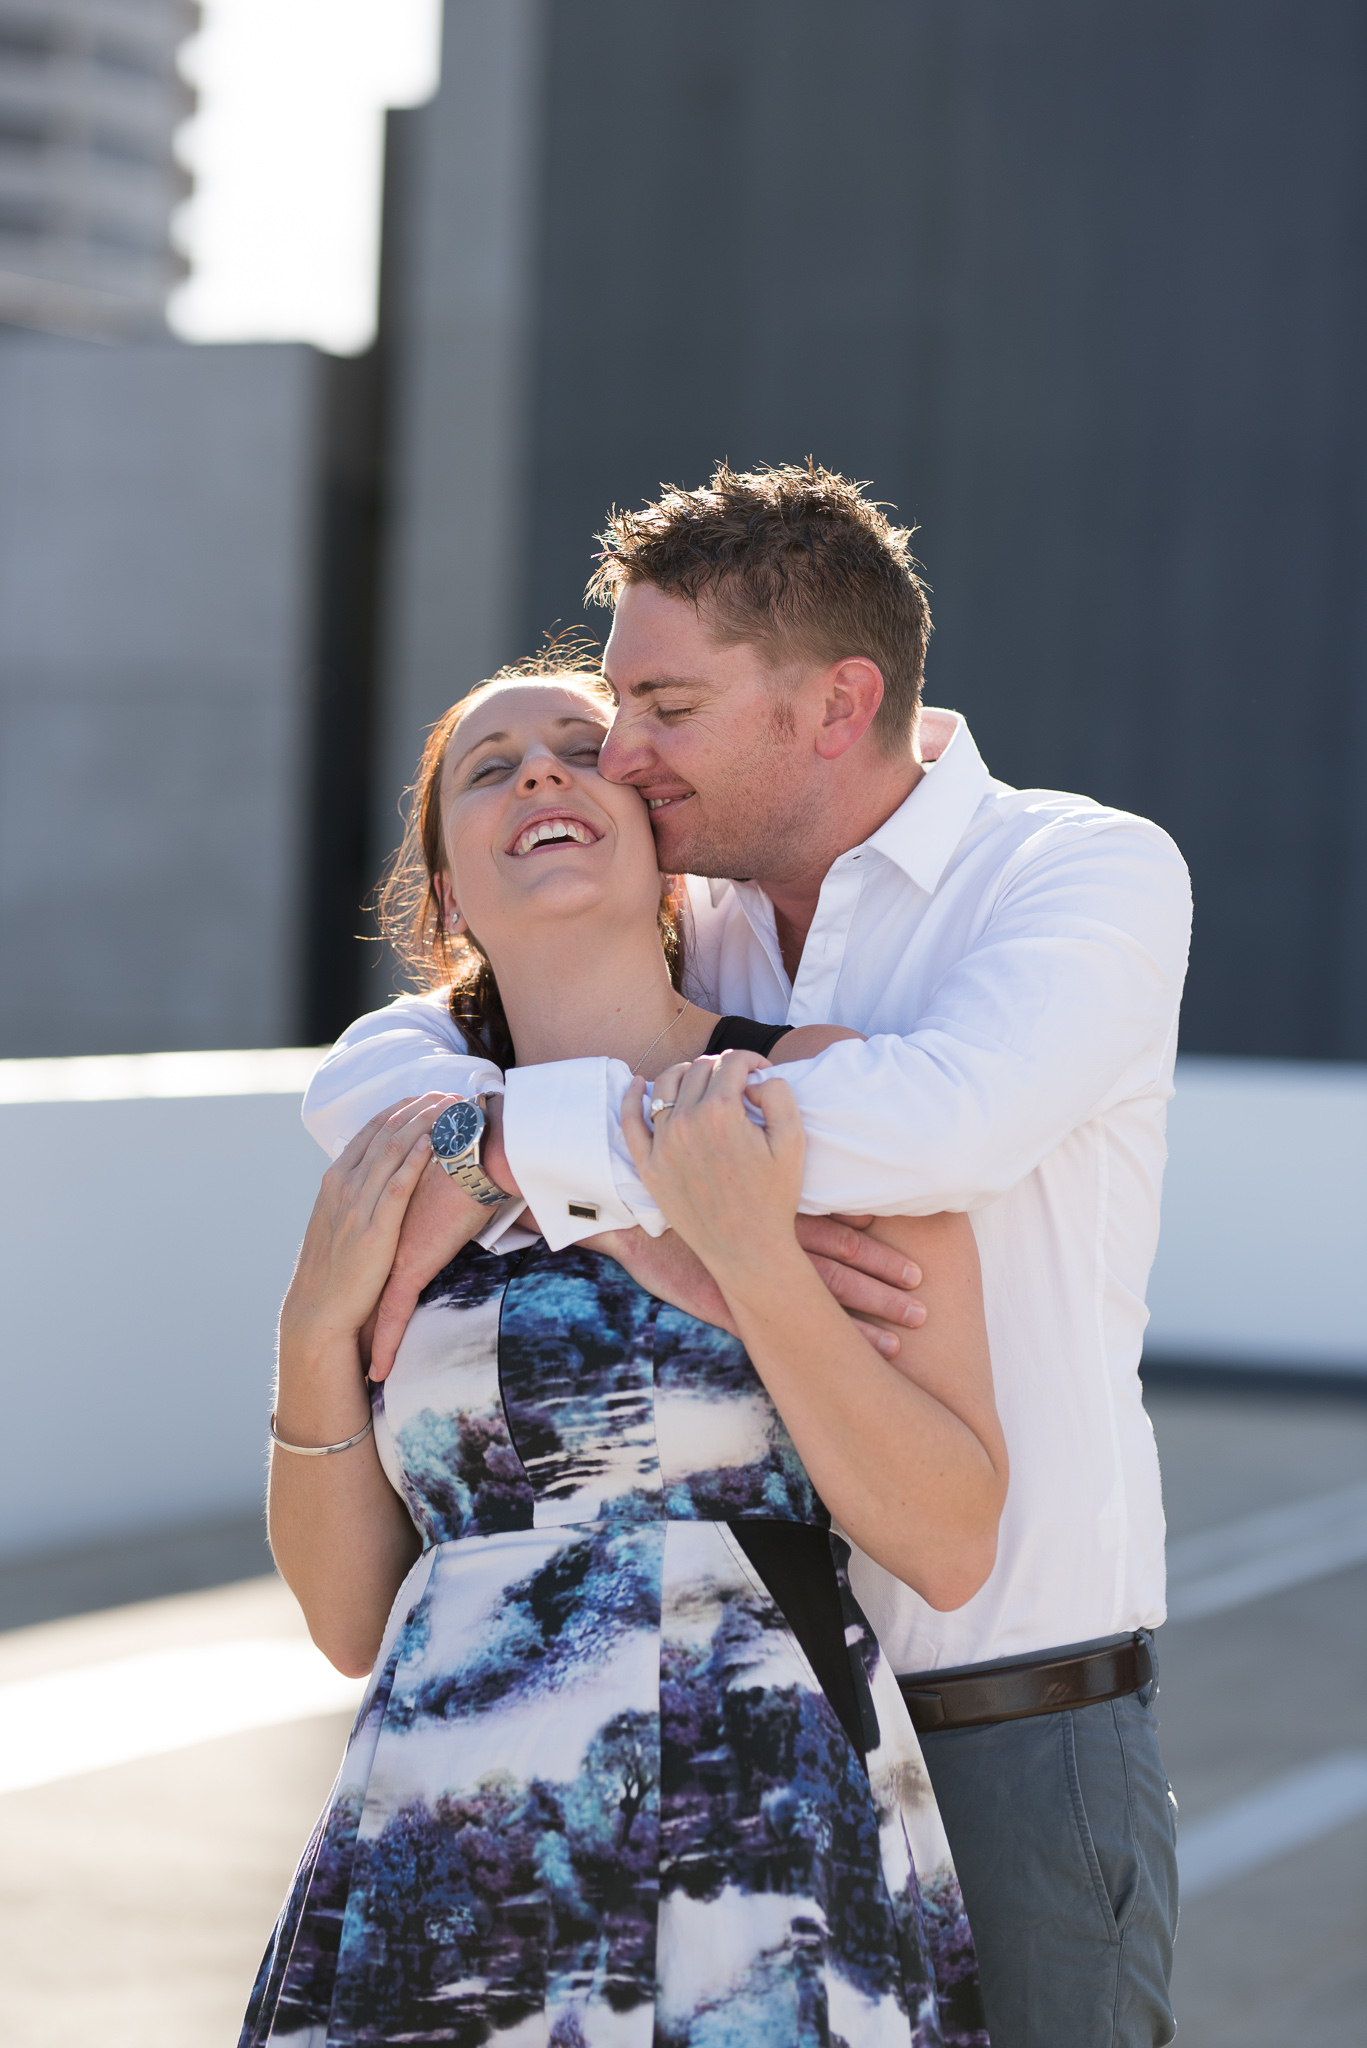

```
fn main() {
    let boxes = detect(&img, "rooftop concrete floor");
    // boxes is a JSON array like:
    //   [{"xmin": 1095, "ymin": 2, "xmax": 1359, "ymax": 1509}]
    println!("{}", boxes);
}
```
[
  {"xmin": 1145, "ymin": 1381, "xmax": 1367, "ymax": 2047},
  {"xmin": 1, "ymin": 1382, "xmax": 1364, "ymax": 2046}
]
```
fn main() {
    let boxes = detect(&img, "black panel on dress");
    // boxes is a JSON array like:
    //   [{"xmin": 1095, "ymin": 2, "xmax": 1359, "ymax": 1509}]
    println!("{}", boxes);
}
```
[
  {"xmin": 702, "ymin": 1016, "xmax": 865, "ymax": 1763},
  {"xmin": 729, "ymin": 1520, "xmax": 867, "ymax": 1764}
]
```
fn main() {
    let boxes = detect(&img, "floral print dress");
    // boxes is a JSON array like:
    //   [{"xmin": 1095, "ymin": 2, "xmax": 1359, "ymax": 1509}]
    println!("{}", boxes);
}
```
[{"xmin": 241, "ymin": 1243, "xmax": 987, "ymax": 2048}]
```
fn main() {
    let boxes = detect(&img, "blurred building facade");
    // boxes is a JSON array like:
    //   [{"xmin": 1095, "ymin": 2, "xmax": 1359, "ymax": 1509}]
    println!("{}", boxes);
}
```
[
  {"xmin": 0, "ymin": 2, "xmax": 383, "ymax": 1058},
  {"xmin": 0, "ymin": 338, "xmax": 380, "ymax": 1056},
  {"xmin": 375, "ymin": 0, "xmax": 1367, "ymax": 1063},
  {"xmin": 0, "ymin": 0, "xmax": 195, "ymax": 340},
  {"xmin": 2, "ymin": 0, "xmax": 1364, "ymax": 1062}
]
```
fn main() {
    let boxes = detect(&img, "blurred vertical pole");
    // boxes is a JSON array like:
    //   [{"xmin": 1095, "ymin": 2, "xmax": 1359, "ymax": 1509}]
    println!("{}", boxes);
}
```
[
  {"xmin": 302, "ymin": 1, "xmax": 551, "ymax": 1038},
  {"xmin": 370, "ymin": 0, "xmax": 548, "ymax": 892},
  {"xmin": 301, "ymin": 347, "xmax": 383, "ymax": 1043}
]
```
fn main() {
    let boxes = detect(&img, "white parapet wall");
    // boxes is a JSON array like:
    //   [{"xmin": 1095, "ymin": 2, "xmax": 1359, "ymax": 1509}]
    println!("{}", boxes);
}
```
[
  {"xmin": 0, "ymin": 1050, "xmax": 328, "ymax": 1563},
  {"xmin": 1, "ymin": 1047, "xmax": 1364, "ymax": 1567},
  {"xmin": 1144, "ymin": 1055, "xmax": 1367, "ymax": 1374}
]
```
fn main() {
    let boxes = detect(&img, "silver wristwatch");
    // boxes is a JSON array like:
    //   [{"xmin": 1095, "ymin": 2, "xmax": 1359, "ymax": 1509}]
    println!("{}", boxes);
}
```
[{"xmin": 429, "ymin": 1097, "xmax": 506, "ymax": 1207}]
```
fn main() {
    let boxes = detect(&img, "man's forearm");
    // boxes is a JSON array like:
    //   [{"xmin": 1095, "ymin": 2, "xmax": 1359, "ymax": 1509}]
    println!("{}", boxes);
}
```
[
  {"xmin": 305, "ymin": 819, "xmax": 1190, "ymax": 1230},
  {"xmin": 301, "ymin": 992, "xmax": 502, "ymax": 1160},
  {"xmin": 501, "ymin": 1057, "xmax": 660, "ymax": 1248},
  {"xmin": 587, "ymin": 826, "xmax": 1191, "ymax": 1223}
]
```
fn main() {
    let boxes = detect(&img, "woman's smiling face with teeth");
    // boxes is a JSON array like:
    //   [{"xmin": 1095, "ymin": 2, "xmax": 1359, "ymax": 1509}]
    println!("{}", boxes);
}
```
[
  {"xmin": 436, "ymin": 680, "xmax": 663, "ymax": 952},
  {"xmin": 510, "ymin": 816, "xmax": 596, "ymax": 855}
]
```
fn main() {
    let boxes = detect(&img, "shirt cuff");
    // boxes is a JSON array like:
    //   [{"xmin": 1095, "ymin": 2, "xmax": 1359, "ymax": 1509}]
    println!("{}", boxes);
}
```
[
  {"xmin": 502, "ymin": 1057, "xmax": 665, "ymax": 1250},
  {"xmin": 474, "ymin": 1196, "xmax": 529, "ymax": 1250}
]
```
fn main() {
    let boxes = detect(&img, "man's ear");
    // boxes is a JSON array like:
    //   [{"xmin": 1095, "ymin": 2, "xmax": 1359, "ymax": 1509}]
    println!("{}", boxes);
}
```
[
  {"xmin": 435, "ymin": 873, "xmax": 468, "ymax": 937},
  {"xmin": 814, "ymin": 657, "xmax": 885, "ymax": 761}
]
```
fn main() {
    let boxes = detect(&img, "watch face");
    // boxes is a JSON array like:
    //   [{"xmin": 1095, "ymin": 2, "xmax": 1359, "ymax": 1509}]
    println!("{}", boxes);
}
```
[{"xmin": 431, "ymin": 1101, "xmax": 482, "ymax": 1161}]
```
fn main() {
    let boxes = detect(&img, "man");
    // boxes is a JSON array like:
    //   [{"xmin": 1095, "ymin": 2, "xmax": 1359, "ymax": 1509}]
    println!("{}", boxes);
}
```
[{"xmin": 303, "ymin": 462, "xmax": 1190, "ymax": 2047}]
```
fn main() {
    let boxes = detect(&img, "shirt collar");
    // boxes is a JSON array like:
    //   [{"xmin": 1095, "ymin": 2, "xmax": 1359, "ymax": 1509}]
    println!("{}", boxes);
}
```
[
  {"xmin": 861, "ymin": 709, "xmax": 991, "ymax": 894},
  {"xmin": 706, "ymin": 709, "xmax": 991, "ymax": 909}
]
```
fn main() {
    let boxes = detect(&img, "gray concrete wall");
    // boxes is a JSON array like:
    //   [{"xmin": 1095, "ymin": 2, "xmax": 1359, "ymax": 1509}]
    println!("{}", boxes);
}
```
[{"xmin": 0, "ymin": 337, "xmax": 325, "ymax": 1055}]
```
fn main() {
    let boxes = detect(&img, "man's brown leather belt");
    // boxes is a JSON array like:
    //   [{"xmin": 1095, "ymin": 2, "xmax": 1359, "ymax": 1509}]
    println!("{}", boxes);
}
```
[{"xmin": 898, "ymin": 1633, "xmax": 1154, "ymax": 1734}]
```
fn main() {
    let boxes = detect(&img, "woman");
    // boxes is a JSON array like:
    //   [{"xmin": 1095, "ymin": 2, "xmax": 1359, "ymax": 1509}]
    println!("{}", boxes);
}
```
[{"xmin": 243, "ymin": 665, "xmax": 1006, "ymax": 2048}]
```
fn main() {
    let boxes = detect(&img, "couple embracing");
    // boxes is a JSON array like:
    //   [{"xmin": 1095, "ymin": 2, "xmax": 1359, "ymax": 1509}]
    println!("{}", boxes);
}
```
[{"xmin": 245, "ymin": 463, "xmax": 1190, "ymax": 2048}]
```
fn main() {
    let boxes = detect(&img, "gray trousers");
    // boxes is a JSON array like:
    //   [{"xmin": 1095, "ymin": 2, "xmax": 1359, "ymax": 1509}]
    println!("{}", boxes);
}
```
[{"xmin": 915, "ymin": 1642, "xmax": 1178, "ymax": 2048}]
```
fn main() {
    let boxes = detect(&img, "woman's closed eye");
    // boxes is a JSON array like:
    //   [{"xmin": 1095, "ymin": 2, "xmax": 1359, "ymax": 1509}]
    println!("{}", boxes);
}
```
[{"xmin": 466, "ymin": 742, "xmax": 601, "ymax": 787}]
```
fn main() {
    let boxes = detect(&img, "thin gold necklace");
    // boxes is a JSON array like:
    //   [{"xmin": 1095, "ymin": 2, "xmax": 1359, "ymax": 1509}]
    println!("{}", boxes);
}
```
[{"xmin": 631, "ymin": 1000, "xmax": 691, "ymax": 1075}]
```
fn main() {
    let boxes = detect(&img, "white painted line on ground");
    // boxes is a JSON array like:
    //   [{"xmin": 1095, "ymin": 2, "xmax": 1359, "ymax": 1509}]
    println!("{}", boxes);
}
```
[
  {"xmin": 1165, "ymin": 1479, "xmax": 1367, "ymax": 1621},
  {"xmin": 0, "ymin": 1639, "xmax": 364, "ymax": 1793},
  {"xmin": 1178, "ymin": 1751, "xmax": 1367, "ymax": 1900}
]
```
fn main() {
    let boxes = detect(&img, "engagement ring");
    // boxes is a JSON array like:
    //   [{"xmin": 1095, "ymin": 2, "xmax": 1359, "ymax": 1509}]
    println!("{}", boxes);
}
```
[{"xmin": 650, "ymin": 1099, "xmax": 678, "ymax": 1116}]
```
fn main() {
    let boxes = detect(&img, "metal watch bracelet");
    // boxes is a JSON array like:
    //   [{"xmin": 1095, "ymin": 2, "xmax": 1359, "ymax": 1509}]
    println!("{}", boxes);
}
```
[{"xmin": 438, "ymin": 1152, "xmax": 507, "ymax": 1208}]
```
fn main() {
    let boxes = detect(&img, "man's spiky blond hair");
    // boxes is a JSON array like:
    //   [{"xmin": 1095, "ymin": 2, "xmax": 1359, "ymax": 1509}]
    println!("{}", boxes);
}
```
[{"xmin": 587, "ymin": 460, "xmax": 931, "ymax": 752}]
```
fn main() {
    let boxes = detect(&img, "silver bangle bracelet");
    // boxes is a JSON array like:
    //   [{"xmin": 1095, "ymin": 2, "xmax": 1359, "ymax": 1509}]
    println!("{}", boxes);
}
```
[{"xmin": 269, "ymin": 1411, "xmax": 374, "ymax": 1458}]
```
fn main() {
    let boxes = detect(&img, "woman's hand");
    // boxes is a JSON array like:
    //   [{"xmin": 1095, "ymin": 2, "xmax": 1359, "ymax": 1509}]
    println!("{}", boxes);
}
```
[
  {"xmin": 631, "ymin": 1052, "xmax": 924, "ymax": 1357},
  {"xmin": 365, "ymin": 1091, "xmax": 524, "ymax": 1380},
  {"xmin": 281, "ymin": 1093, "xmax": 452, "ymax": 1361},
  {"xmin": 622, "ymin": 1050, "xmax": 805, "ymax": 1284},
  {"xmin": 627, "ymin": 1052, "xmax": 1008, "ymax": 1608}
]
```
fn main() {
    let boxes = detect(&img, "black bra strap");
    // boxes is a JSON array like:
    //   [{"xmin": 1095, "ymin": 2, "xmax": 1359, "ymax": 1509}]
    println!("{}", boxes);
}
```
[{"xmin": 704, "ymin": 1016, "xmax": 793, "ymax": 1058}]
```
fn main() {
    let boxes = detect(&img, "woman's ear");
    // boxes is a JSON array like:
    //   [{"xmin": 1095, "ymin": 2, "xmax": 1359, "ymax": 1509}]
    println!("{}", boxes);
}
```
[{"xmin": 435, "ymin": 872, "xmax": 468, "ymax": 938}]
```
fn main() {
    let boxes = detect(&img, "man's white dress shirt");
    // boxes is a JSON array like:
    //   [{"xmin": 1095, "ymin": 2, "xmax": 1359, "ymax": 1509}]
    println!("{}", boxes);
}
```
[{"xmin": 303, "ymin": 711, "xmax": 1192, "ymax": 1676}]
